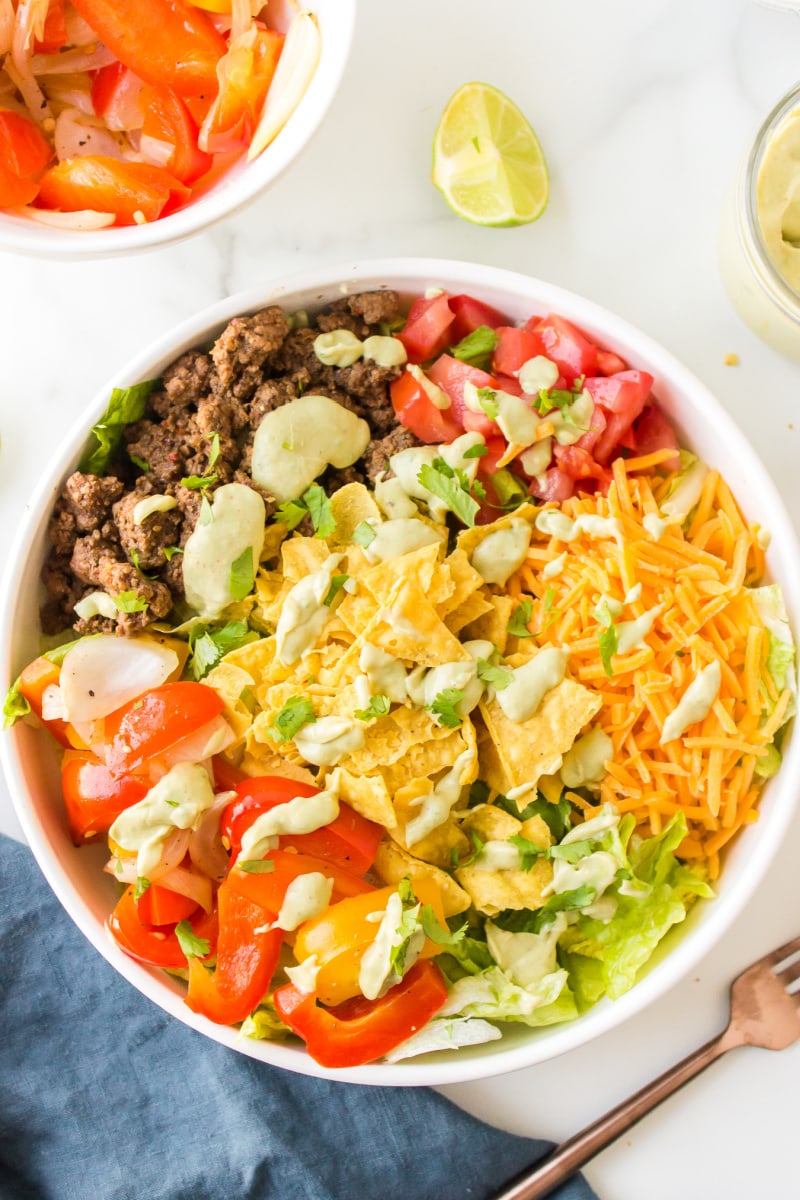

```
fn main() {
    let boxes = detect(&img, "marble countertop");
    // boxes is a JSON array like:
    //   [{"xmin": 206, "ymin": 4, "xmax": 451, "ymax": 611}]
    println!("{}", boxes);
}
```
[{"xmin": 3, "ymin": 1, "xmax": 800, "ymax": 1195}]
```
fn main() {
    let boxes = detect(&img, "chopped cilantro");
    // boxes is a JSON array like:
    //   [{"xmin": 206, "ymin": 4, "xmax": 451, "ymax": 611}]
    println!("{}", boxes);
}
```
[
  {"xmin": 491, "ymin": 885, "xmax": 596, "ymax": 934},
  {"xmin": 451, "ymin": 325, "xmax": 497, "ymax": 371},
  {"xmin": 476, "ymin": 386, "xmax": 499, "ymax": 421},
  {"xmin": 324, "ymin": 574, "xmax": 349, "ymax": 607},
  {"xmin": 134, "ymin": 876, "xmax": 151, "ymax": 899},
  {"xmin": 80, "ymin": 380, "xmax": 157, "ymax": 476},
  {"xmin": 458, "ymin": 828, "xmax": 485, "ymax": 868},
  {"xmin": 467, "ymin": 780, "xmax": 491, "ymax": 808},
  {"xmin": 163, "ymin": 545, "xmax": 183, "ymax": 561},
  {"xmin": 175, "ymin": 920, "xmax": 211, "ymax": 959},
  {"xmin": 237, "ymin": 859, "xmax": 277, "ymax": 874},
  {"xmin": 541, "ymin": 585, "xmax": 559, "ymax": 631},
  {"xmin": 533, "ymin": 387, "xmax": 576, "ymax": 416},
  {"xmin": 462, "ymin": 443, "xmax": 489, "ymax": 460},
  {"xmin": 549, "ymin": 838, "xmax": 595, "ymax": 864},
  {"xmin": 229, "ymin": 546, "xmax": 256, "ymax": 602},
  {"xmin": 427, "ymin": 686, "xmax": 464, "ymax": 729},
  {"xmin": 507, "ymin": 598, "xmax": 534, "ymax": 639},
  {"xmin": 267, "ymin": 695, "xmax": 316, "ymax": 743},
  {"xmin": 495, "ymin": 792, "xmax": 572, "ymax": 840},
  {"xmin": 508, "ymin": 835, "xmax": 546, "ymax": 871},
  {"xmin": 114, "ymin": 591, "xmax": 148, "ymax": 613},
  {"xmin": 417, "ymin": 460, "xmax": 479, "ymax": 528},
  {"xmin": 181, "ymin": 472, "xmax": 218, "ymax": 490},
  {"xmin": 352, "ymin": 520, "xmax": 377, "ymax": 548},
  {"xmin": 398, "ymin": 877, "xmax": 416, "ymax": 905},
  {"xmin": 274, "ymin": 497, "xmax": 307, "ymax": 530},
  {"xmin": 188, "ymin": 620, "xmax": 259, "ymax": 680},
  {"xmin": 419, "ymin": 906, "xmax": 467, "ymax": 945},
  {"xmin": 206, "ymin": 432, "xmax": 220, "ymax": 469},
  {"xmin": 598, "ymin": 623, "xmax": 618, "ymax": 678},
  {"xmin": 129, "ymin": 453, "xmax": 151, "ymax": 473},
  {"xmin": 129, "ymin": 548, "xmax": 157, "ymax": 579},
  {"xmin": 275, "ymin": 484, "xmax": 336, "ymax": 539},
  {"xmin": 354, "ymin": 694, "xmax": 391, "ymax": 721},
  {"xmin": 476, "ymin": 658, "xmax": 513, "ymax": 690}
]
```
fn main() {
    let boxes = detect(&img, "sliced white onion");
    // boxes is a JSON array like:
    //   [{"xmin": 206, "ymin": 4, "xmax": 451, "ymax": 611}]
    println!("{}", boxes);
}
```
[
  {"xmin": 104, "ymin": 856, "xmax": 138, "ymax": 884},
  {"xmin": 139, "ymin": 132, "xmax": 174, "ymax": 169},
  {"xmin": 147, "ymin": 827, "xmax": 191, "ymax": 881},
  {"xmin": 17, "ymin": 207, "xmax": 117, "ymax": 229},
  {"xmin": 156, "ymin": 865, "xmax": 213, "ymax": 912},
  {"xmin": 247, "ymin": 8, "xmax": 320, "ymax": 161},
  {"xmin": 32, "ymin": 44, "xmax": 116, "ymax": 75},
  {"xmin": 45, "ymin": 72, "xmax": 96, "ymax": 115},
  {"xmin": 41, "ymin": 683, "xmax": 66, "ymax": 722},
  {"xmin": 54, "ymin": 106, "xmax": 135, "ymax": 162},
  {"xmin": 59, "ymin": 634, "xmax": 179, "ymax": 723},
  {"xmin": 147, "ymin": 715, "xmax": 235, "ymax": 782},
  {"xmin": 63, "ymin": 6, "xmax": 100, "ymax": 48},
  {"xmin": 189, "ymin": 791, "xmax": 236, "ymax": 883},
  {"xmin": 230, "ymin": 0, "xmax": 252, "ymax": 41}
]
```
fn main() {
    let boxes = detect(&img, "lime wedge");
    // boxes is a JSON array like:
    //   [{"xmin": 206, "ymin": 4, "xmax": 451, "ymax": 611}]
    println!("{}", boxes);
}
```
[{"xmin": 432, "ymin": 82, "xmax": 549, "ymax": 227}]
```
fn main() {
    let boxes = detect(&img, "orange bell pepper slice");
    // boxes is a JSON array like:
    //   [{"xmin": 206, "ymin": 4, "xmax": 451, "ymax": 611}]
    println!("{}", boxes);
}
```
[
  {"xmin": 0, "ymin": 110, "xmax": 54, "ymax": 208},
  {"xmin": 140, "ymin": 84, "xmax": 213, "ymax": 184},
  {"xmin": 36, "ymin": 157, "xmax": 191, "ymax": 225}
]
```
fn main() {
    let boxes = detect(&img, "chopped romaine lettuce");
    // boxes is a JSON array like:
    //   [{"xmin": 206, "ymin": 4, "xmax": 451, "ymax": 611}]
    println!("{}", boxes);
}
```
[
  {"xmin": 439, "ymin": 963, "xmax": 577, "ymax": 1028},
  {"xmin": 384, "ymin": 1017, "xmax": 502, "ymax": 1062},
  {"xmin": 79, "ymin": 380, "xmax": 157, "ymax": 476},
  {"xmin": 752, "ymin": 584, "xmax": 796, "ymax": 721}
]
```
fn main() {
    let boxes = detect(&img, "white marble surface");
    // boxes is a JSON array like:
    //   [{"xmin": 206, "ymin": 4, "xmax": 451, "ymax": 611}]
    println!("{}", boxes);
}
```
[{"xmin": 2, "ymin": 1, "xmax": 800, "ymax": 1196}]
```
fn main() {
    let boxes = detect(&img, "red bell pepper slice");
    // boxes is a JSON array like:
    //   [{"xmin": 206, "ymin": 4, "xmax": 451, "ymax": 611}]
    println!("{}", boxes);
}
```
[
  {"xmin": 0, "ymin": 109, "xmax": 53, "ymax": 207},
  {"xmin": 227, "ymin": 849, "xmax": 374, "ymax": 911},
  {"xmin": 273, "ymin": 960, "xmax": 449, "ymax": 1068},
  {"xmin": 136, "ymin": 883, "xmax": 199, "ymax": 927},
  {"xmin": 36, "ymin": 157, "xmax": 191, "ymax": 225},
  {"xmin": 109, "ymin": 885, "xmax": 218, "ymax": 969},
  {"xmin": 102, "ymin": 681, "xmax": 224, "ymax": 775},
  {"xmin": 61, "ymin": 750, "xmax": 149, "ymax": 843},
  {"xmin": 140, "ymin": 84, "xmax": 213, "ymax": 184}
]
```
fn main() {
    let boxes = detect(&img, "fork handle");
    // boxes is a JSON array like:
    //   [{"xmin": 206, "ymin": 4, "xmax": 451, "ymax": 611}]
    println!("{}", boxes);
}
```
[{"xmin": 492, "ymin": 1027, "xmax": 740, "ymax": 1200}]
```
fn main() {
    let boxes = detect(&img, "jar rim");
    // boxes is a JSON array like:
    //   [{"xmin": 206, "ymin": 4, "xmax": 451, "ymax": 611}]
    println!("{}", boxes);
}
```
[{"xmin": 744, "ymin": 82, "xmax": 800, "ymax": 319}]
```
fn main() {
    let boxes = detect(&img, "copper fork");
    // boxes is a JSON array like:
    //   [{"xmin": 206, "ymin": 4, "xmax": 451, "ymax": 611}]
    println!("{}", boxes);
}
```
[{"xmin": 492, "ymin": 933, "xmax": 800, "ymax": 1200}]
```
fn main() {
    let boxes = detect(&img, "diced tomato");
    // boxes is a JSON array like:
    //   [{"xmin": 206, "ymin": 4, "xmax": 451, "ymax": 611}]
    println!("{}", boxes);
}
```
[
  {"xmin": 199, "ymin": 25, "xmax": 283, "ymax": 154},
  {"xmin": 426, "ymin": 354, "xmax": 497, "ymax": 435},
  {"xmin": 61, "ymin": 750, "xmax": 149, "ymax": 843},
  {"xmin": 390, "ymin": 368, "xmax": 462, "ymax": 443},
  {"xmin": 273, "ymin": 960, "xmax": 448, "ymax": 1068},
  {"xmin": 531, "ymin": 467, "xmax": 575, "ymax": 503},
  {"xmin": 531, "ymin": 315, "xmax": 598, "ymax": 382},
  {"xmin": 397, "ymin": 293, "xmax": 455, "ymax": 363},
  {"xmin": 223, "ymin": 777, "xmax": 383, "ymax": 874},
  {"xmin": 552, "ymin": 444, "xmax": 610, "ymax": 488},
  {"xmin": 448, "ymin": 293, "xmax": 506, "ymax": 342},
  {"xmin": 0, "ymin": 110, "xmax": 53, "ymax": 207},
  {"xmin": 584, "ymin": 370, "xmax": 653, "ymax": 415},
  {"xmin": 140, "ymin": 84, "xmax": 212, "ymax": 183},
  {"xmin": 136, "ymin": 882, "xmax": 199, "ymax": 927},
  {"xmin": 574, "ymin": 400, "xmax": 606, "ymax": 456},
  {"xmin": 71, "ymin": 0, "xmax": 228, "ymax": 99},
  {"xmin": 492, "ymin": 326, "xmax": 546, "ymax": 377},
  {"xmin": 90, "ymin": 63, "xmax": 144, "ymax": 131},
  {"xmin": 596, "ymin": 349, "xmax": 628, "ymax": 376},
  {"xmin": 36, "ymin": 157, "xmax": 190, "ymax": 224},
  {"xmin": 109, "ymin": 885, "xmax": 218, "ymax": 969},
  {"xmin": 493, "ymin": 372, "xmax": 524, "ymax": 397},
  {"xmin": 630, "ymin": 404, "xmax": 681, "ymax": 470},
  {"xmin": 34, "ymin": 0, "xmax": 67, "ymax": 53},
  {"xmin": 185, "ymin": 878, "xmax": 282, "ymax": 1024},
  {"xmin": 102, "ymin": 682, "xmax": 224, "ymax": 775}
]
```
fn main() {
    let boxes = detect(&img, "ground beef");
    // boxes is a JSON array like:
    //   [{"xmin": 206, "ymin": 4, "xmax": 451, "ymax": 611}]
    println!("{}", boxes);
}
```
[{"xmin": 41, "ymin": 290, "xmax": 422, "ymax": 636}]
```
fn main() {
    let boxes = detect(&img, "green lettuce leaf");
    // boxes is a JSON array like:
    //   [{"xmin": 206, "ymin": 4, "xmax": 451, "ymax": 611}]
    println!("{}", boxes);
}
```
[
  {"xmin": 79, "ymin": 380, "xmax": 157, "ymax": 475},
  {"xmin": 751, "ymin": 584, "xmax": 797, "ymax": 722},
  {"xmin": 440, "ymin": 964, "xmax": 578, "ymax": 1028}
]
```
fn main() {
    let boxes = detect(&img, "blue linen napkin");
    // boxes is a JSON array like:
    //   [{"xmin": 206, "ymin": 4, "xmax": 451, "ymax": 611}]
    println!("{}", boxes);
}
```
[{"xmin": 0, "ymin": 835, "xmax": 598, "ymax": 1200}]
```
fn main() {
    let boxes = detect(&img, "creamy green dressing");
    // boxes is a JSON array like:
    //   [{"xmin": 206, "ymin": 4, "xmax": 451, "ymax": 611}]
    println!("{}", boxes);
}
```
[
  {"xmin": 109, "ymin": 762, "xmax": 216, "ymax": 877},
  {"xmin": 464, "ymin": 380, "xmax": 540, "ymax": 447},
  {"xmin": 389, "ymin": 432, "xmax": 485, "ymax": 523},
  {"xmin": 363, "ymin": 517, "xmax": 440, "ymax": 564},
  {"xmin": 406, "ymin": 364, "xmax": 451, "ymax": 410},
  {"xmin": 471, "ymin": 840, "xmax": 525, "ymax": 872},
  {"xmin": 485, "ymin": 914, "xmax": 565, "ymax": 988},
  {"xmin": 182, "ymin": 483, "xmax": 266, "ymax": 620},
  {"xmin": 497, "ymin": 647, "xmax": 570, "ymax": 723},
  {"xmin": 251, "ymin": 394, "xmax": 371, "ymax": 502},
  {"xmin": 275, "ymin": 553, "xmax": 343, "ymax": 665},
  {"xmin": 269, "ymin": 873, "xmax": 333, "ymax": 932},
  {"xmin": 293, "ymin": 715, "xmax": 365, "ymax": 767},
  {"xmin": 542, "ymin": 551, "xmax": 566, "ymax": 580},
  {"xmin": 285, "ymin": 953, "xmax": 320, "ymax": 994},
  {"xmin": 239, "ymin": 788, "xmax": 340, "ymax": 860},
  {"xmin": 535, "ymin": 509, "xmax": 621, "ymax": 543},
  {"xmin": 133, "ymin": 494, "xmax": 178, "ymax": 525},
  {"xmin": 313, "ymin": 328, "xmax": 364, "ymax": 367},
  {"xmin": 519, "ymin": 436, "xmax": 552, "ymax": 480},
  {"xmin": 518, "ymin": 355, "xmax": 559, "ymax": 394},
  {"xmin": 405, "ymin": 748, "xmax": 475, "ymax": 846},
  {"xmin": 547, "ymin": 390, "xmax": 594, "ymax": 446},
  {"xmin": 560, "ymin": 728, "xmax": 613, "ymax": 789},
  {"xmin": 660, "ymin": 660, "xmax": 721, "ymax": 744},
  {"xmin": 406, "ymin": 639, "xmax": 493, "ymax": 724},
  {"xmin": 643, "ymin": 512, "xmax": 666, "ymax": 541},
  {"xmin": 470, "ymin": 520, "xmax": 532, "ymax": 586},
  {"xmin": 551, "ymin": 849, "xmax": 619, "ymax": 898},
  {"xmin": 373, "ymin": 474, "xmax": 418, "ymax": 520},
  {"xmin": 359, "ymin": 643, "xmax": 408, "ymax": 704},
  {"xmin": 362, "ymin": 335, "xmax": 407, "ymax": 368},
  {"xmin": 358, "ymin": 891, "xmax": 424, "ymax": 1001},
  {"xmin": 615, "ymin": 605, "xmax": 664, "ymax": 655}
]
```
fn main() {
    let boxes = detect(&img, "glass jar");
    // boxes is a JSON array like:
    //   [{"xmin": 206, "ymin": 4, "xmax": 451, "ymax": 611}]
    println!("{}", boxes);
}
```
[{"xmin": 719, "ymin": 83, "xmax": 800, "ymax": 362}]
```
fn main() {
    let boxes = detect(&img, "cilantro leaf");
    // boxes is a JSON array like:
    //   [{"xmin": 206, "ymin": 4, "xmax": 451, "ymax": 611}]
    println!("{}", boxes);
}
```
[
  {"xmin": 206, "ymin": 432, "xmax": 220, "ymax": 469},
  {"xmin": 541, "ymin": 585, "xmax": 560, "ymax": 631},
  {"xmin": 397, "ymin": 877, "xmax": 416, "ymax": 905},
  {"xmin": 549, "ymin": 838, "xmax": 595, "ymax": 864},
  {"xmin": 476, "ymin": 658, "xmax": 513, "ymax": 690},
  {"xmin": 427, "ymin": 686, "xmax": 464, "ymax": 729},
  {"xmin": 507, "ymin": 599, "xmax": 534, "ymax": 639},
  {"xmin": 352, "ymin": 520, "xmax": 377, "ymax": 548},
  {"xmin": 134, "ymin": 876, "xmax": 151, "ymax": 900},
  {"xmin": 129, "ymin": 452, "xmax": 150, "ymax": 473},
  {"xmin": 181, "ymin": 473, "xmax": 218, "ymax": 490},
  {"xmin": 274, "ymin": 497, "xmax": 307, "ymax": 531},
  {"xmin": 419, "ymin": 906, "xmax": 468, "ymax": 945},
  {"xmin": 417, "ymin": 461, "xmax": 479, "ymax": 528},
  {"xmin": 237, "ymin": 859, "xmax": 276, "ymax": 874},
  {"xmin": 495, "ymin": 792, "xmax": 572, "ymax": 840},
  {"xmin": 175, "ymin": 920, "xmax": 211, "ymax": 959},
  {"xmin": 354, "ymin": 694, "xmax": 391, "ymax": 721},
  {"xmin": 229, "ymin": 546, "xmax": 256, "ymax": 602},
  {"xmin": 476, "ymin": 387, "xmax": 499, "ymax": 421},
  {"xmin": 79, "ymin": 380, "xmax": 156, "ymax": 476},
  {"xmin": 532, "ymin": 387, "xmax": 576, "ymax": 416},
  {"xmin": 456, "ymin": 828, "xmax": 485, "ymax": 868},
  {"xmin": 508, "ymin": 834, "xmax": 547, "ymax": 871},
  {"xmin": 463, "ymin": 444, "xmax": 489, "ymax": 460},
  {"xmin": 114, "ymin": 591, "xmax": 148, "ymax": 613},
  {"xmin": 324, "ymin": 574, "xmax": 349, "ymax": 607},
  {"xmin": 267, "ymin": 695, "xmax": 316, "ymax": 743},
  {"xmin": 188, "ymin": 620, "xmax": 259, "ymax": 680},
  {"xmin": 129, "ymin": 548, "xmax": 157, "ymax": 580},
  {"xmin": 451, "ymin": 325, "xmax": 497, "ymax": 370},
  {"xmin": 163, "ymin": 545, "xmax": 183, "ymax": 562},
  {"xmin": 2, "ymin": 678, "xmax": 30, "ymax": 729},
  {"xmin": 491, "ymin": 886, "xmax": 597, "ymax": 935},
  {"xmin": 303, "ymin": 483, "xmax": 336, "ymax": 539},
  {"xmin": 598, "ymin": 622, "xmax": 618, "ymax": 678}
]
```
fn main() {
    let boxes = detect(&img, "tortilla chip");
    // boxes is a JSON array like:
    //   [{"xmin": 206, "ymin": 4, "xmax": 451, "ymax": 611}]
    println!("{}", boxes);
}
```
[
  {"xmin": 344, "ymin": 705, "xmax": 455, "ymax": 776},
  {"xmin": 479, "ymin": 677, "xmax": 602, "ymax": 790},
  {"xmin": 444, "ymin": 592, "xmax": 494, "ymax": 636},
  {"xmin": 260, "ymin": 521, "xmax": 287, "ymax": 565},
  {"xmin": 373, "ymin": 838, "xmax": 471, "ymax": 916},
  {"xmin": 455, "ymin": 857, "xmax": 554, "ymax": 916},
  {"xmin": 389, "ymin": 776, "xmax": 471, "ymax": 868},
  {"xmin": 327, "ymin": 484, "xmax": 381, "ymax": 546},
  {"xmin": 236, "ymin": 749, "xmax": 317, "ymax": 787},
  {"xmin": 203, "ymin": 661, "xmax": 256, "ymax": 744},
  {"xmin": 460, "ymin": 805, "xmax": 522, "ymax": 843},
  {"xmin": 223, "ymin": 636, "xmax": 278, "ymax": 678},
  {"xmin": 360, "ymin": 540, "xmax": 443, "ymax": 603},
  {"xmin": 326, "ymin": 766, "xmax": 396, "ymax": 829},
  {"xmin": 438, "ymin": 548, "xmax": 486, "ymax": 617},
  {"xmin": 462, "ymin": 594, "xmax": 517, "ymax": 653},
  {"xmin": 281, "ymin": 536, "xmax": 332, "ymax": 581},
  {"xmin": 365, "ymin": 578, "xmax": 469, "ymax": 667},
  {"xmin": 455, "ymin": 503, "xmax": 537, "ymax": 561},
  {"xmin": 474, "ymin": 723, "xmax": 512, "ymax": 797},
  {"xmin": 538, "ymin": 774, "xmax": 564, "ymax": 806}
]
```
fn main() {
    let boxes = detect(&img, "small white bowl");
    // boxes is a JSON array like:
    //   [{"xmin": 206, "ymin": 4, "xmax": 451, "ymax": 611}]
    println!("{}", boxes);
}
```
[
  {"xmin": 0, "ymin": 0, "xmax": 355, "ymax": 260},
  {"xmin": 3, "ymin": 258, "xmax": 799, "ymax": 1085}
]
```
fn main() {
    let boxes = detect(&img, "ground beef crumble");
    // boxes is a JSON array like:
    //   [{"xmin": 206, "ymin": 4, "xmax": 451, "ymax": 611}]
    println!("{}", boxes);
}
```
[{"xmin": 42, "ymin": 289, "xmax": 421, "ymax": 636}]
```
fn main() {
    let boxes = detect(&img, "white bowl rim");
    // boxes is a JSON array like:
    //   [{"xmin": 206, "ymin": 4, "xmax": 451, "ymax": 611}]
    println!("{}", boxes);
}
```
[
  {"xmin": 2, "ymin": 255, "xmax": 799, "ymax": 1085},
  {"xmin": 0, "ymin": 0, "xmax": 356, "ymax": 260}
]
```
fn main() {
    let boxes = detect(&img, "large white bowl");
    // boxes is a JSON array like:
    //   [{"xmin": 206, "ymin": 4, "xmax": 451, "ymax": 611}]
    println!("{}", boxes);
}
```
[
  {"xmin": 3, "ymin": 258, "xmax": 799, "ymax": 1085},
  {"xmin": 0, "ymin": 0, "xmax": 355, "ymax": 260}
]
